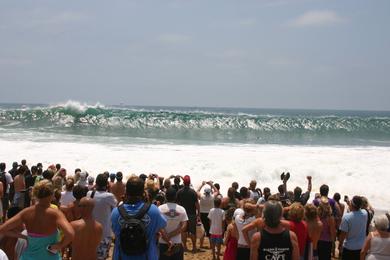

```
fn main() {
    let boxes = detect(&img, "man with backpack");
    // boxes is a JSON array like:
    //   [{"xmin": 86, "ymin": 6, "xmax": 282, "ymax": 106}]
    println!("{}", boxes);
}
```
[{"xmin": 111, "ymin": 175, "xmax": 167, "ymax": 260}]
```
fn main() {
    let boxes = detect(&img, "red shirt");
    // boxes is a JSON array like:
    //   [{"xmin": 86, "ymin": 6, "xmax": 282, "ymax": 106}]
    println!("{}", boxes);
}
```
[{"xmin": 289, "ymin": 220, "xmax": 308, "ymax": 256}]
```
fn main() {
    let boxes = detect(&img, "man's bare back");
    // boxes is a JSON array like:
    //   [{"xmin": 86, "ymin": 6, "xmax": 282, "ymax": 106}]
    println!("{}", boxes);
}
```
[
  {"xmin": 70, "ymin": 198, "xmax": 103, "ymax": 260},
  {"xmin": 13, "ymin": 174, "xmax": 25, "ymax": 193},
  {"xmin": 111, "ymin": 181, "xmax": 125, "ymax": 203}
]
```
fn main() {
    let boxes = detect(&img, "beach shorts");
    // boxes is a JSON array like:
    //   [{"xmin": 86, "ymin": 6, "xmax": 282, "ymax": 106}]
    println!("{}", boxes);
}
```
[
  {"xmin": 210, "ymin": 234, "xmax": 223, "ymax": 245},
  {"xmin": 97, "ymin": 237, "xmax": 111, "ymax": 260},
  {"xmin": 160, "ymin": 243, "xmax": 184, "ymax": 260},
  {"xmin": 2, "ymin": 193, "xmax": 9, "ymax": 211},
  {"xmin": 13, "ymin": 191, "xmax": 25, "ymax": 208},
  {"xmin": 187, "ymin": 215, "xmax": 197, "ymax": 235}
]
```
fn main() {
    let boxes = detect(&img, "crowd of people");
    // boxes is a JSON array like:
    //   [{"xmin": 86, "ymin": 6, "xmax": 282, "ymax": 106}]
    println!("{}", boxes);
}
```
[{"xmin": 0, "ymin": 160, "xmax": 388, "ymax": 260}]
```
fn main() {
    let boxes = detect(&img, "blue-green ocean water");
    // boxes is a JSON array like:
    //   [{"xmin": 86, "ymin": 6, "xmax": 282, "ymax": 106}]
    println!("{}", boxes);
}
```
[{"xmin": 1, "ymin": 101, "xmax": 389, "ymax": 146}]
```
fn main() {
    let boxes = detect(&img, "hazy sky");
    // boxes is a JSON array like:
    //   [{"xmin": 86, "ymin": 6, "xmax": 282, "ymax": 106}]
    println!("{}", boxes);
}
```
[{"xmin": 0, "ymin": 0, "xmax": 389, "ymax": 110}]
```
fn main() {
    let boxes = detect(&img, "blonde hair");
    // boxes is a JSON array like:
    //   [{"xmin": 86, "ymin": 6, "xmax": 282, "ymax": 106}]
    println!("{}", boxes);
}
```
[
  {"xmin": 145, "ymin": 179, "xmax": 156, "ymax": 190},
  {"xmin": 289, "ymin": 202, "xmax": 304, "ymax": 222},
  {"xmin": 304, "ymin": 204, "xmax": 319, "ymax": 221},
  {"xmin": 32, "ymin": 180, "xmax": 54, "ymax": 199}
]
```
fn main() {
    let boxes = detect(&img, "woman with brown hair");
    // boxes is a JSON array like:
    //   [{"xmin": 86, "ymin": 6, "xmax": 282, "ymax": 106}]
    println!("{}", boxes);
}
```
[
  {"xmin": 0, "ymin": 180, "xmax": 74, "ymax": 260},
  {"xmin": 317, "ymin": 197, "xmax": 336, "ymax": 260}
]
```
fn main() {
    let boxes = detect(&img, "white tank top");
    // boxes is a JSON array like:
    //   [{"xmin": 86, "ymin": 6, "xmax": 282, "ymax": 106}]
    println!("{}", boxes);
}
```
[
  {"xmin": 366, "ymin": 235, "xmax": 390, "ymax": 260},
  {"xmin": 235, "ymin": 215, "xmax": 256, "ymax": 246}
]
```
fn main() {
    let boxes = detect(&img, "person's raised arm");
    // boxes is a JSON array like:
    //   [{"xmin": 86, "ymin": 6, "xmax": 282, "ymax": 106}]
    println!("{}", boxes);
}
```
[
  {"xmin": 51, "ymin": 210, "xmax": 75, "ymax": 251},
  {"xmin": 306, "ymin": 176, "xmax": 312, "ymax": 192},
  {"xmin": 197, "ymin": 181, "xmax": 206, "ymax": 197},
  {"xmin": 250, "ymin": 232, "xmax": 261, "ymax": 260},
  {"xmin": 197, "ymin": 181, "xmax": 206, "ymax": 192},
  {"xmin": 206, "ymin": 181, "xmax": 217, "ymax": 193},
  {"xmin": 283, "ymin": 174, "xmax": 288, "ymax": 196}
]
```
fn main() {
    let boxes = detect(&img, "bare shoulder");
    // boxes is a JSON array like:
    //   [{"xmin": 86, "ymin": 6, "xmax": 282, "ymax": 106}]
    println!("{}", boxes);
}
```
[
  {"xmin": 289, "ymin": 230, "xmax": 298, "ymax": 241},
  {"xmin": 95, "ymin": 220, "xmax": 103, "ymax": 230},
  {"xmin": 50, "ymin": 207, "xmax": 66, "ymax": 217},
  {"xmin": 19, "ymin": 206, "xmax": 34, "ymax": 220},
  {"xmin": 227, "ymin": 223, "xmax": 233, "ymax": 231},
  {"xmin": 71, "ymin": 219, "xmax": 84, "ymax": 230}
]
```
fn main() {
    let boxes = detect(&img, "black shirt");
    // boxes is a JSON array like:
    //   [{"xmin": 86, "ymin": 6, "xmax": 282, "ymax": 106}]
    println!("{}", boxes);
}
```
[
  {"xmin": 294, "ymin": 191, "xmax": 310, "ymax": 206},
  {"xmin": 176, "ymin": 186, "xmax": 198, "ymax": 215},
  {"xmin": 259, "ymin": 229, "xmax": 292, "ymax": 260}
]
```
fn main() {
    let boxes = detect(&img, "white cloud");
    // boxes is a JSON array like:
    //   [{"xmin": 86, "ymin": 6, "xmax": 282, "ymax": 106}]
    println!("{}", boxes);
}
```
[
  {"xmin": 158, "ymin": 34, "xmax": 191, "ymax": 45},
  {"xmin": 288, "ymin": 10, "xmax": 345, "ymax": 27}
]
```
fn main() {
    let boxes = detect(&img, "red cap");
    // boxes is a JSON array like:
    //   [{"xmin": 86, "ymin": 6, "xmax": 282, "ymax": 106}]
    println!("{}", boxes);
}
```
[{"xmin": 183, "ymin": 175, "xmax": 191, "ymax": 185}]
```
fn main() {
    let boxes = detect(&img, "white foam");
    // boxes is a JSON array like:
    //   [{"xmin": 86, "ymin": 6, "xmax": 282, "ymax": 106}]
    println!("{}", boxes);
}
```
[
  {"xmin": 0, "ymin": 137, "xmax": 389, "ymax": 210},
  {"xmin": 50, "ymin": 100, "xmax": 105, "ymax": 113}
]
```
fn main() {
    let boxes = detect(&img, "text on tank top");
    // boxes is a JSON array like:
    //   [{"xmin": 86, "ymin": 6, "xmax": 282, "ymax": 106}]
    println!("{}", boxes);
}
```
[{"xmin": 259, "ymin": 229, "xmax": 292, "ymax": 260}]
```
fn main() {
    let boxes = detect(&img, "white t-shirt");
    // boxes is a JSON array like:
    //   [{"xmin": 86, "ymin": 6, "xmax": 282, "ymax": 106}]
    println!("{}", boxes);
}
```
[
  {"xmin": 88, "ymin": 190, "xmax": 117, "ymax": 238},
  {"xmin": 1, "ymin": 172, "xmax": 13, "ymax": 194},
  {"xmin": 199, "ymin": 194, "xmax": 214, "ymax": 213},
  {"xmin": 235, "ymin": 215, "xmax": 256, "ymax": 246},
  {"xmin": 60, "ymin": 191, "xmax": 76, "ymax": 206},
  {"xmin": 158, "ymin": 202, "xmax": 188, "ymax": 244},
  {"xmin": 0, "ymin": 249, "xmax": 8, "ymax": 260},
  {"xmin": 208, "ymin": 208, "xmax": 225, "ymax": 235},
  {"xmin": 233, "ymin": 208, "xmax": 244, "ymax": 219},
  {"xmin": 249, "ymin": 190, "xmax": 261, "ymax": 201}
]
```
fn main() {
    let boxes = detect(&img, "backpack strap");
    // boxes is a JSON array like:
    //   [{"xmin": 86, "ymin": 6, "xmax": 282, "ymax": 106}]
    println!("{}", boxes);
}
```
[
  {"xmin": 90, "ymin": 190, "xmax": 96, "ymax": 199},
  {"xmin": 118, "ymin": 202, "xmax": 151, "ymax": 221}
]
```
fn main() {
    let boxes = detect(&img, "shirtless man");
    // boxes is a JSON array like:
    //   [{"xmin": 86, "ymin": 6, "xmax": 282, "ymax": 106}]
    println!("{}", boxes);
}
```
[
  {"xmin": 61, "ymin": 185, "xmax": 89, "ymax": 221},
  {"xmin": 13, "ymin": 166, "xmax": 26, "ymax": 208},
  {"xmin": 110, "ymin": 172, "xmax": 125, "ymax": 203},
  {"xmin": 70, "ymin": 197, "xmax": 103, "ymax": 260}
]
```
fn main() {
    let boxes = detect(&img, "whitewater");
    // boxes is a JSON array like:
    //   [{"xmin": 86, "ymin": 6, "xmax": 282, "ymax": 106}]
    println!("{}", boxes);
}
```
[{"xmin": 0, "ymin": 101, "xmax": 389, "ymax": 209}]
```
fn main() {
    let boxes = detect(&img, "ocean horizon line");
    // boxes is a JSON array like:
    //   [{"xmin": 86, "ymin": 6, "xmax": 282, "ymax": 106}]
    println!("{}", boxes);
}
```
[{"xmin": 0, "ymin": 101, "xmax": 389, "ymax": 114}]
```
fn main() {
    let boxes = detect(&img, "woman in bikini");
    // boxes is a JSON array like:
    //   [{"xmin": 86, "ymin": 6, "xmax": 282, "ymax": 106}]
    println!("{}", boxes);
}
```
[{"xmin": 0, "ymin": 179, "xmax": 74, "ymax": 260}]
